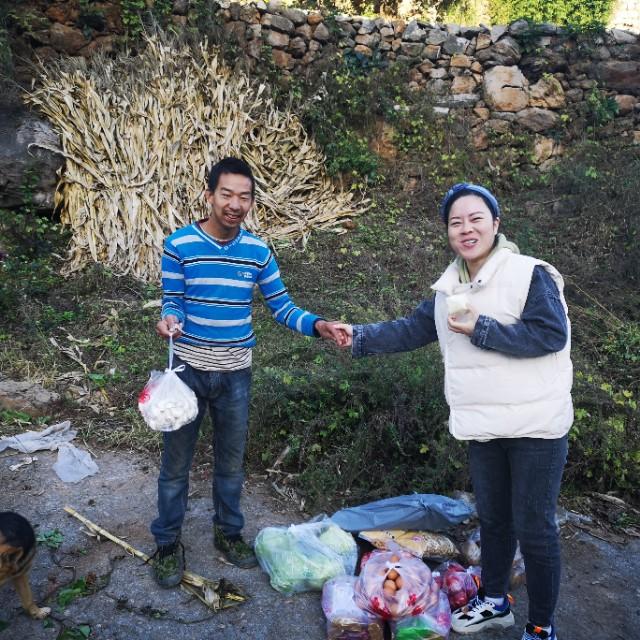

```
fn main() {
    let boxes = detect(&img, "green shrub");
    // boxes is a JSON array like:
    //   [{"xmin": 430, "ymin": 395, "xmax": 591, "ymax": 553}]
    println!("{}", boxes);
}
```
[
  {"xmin": 489, "ymin": 0, "xmax": 614, "ymax": 30},
  {"xmin": 568, "ymin": 370, "xmax": 639, "ymax": 493},
  {"xmin": 248, "ymin": 347, "xmax": 469, "ymax": 511},
  {"xmin": 585, "ymin": 86, "xmax": 619, "ymax": 128}
]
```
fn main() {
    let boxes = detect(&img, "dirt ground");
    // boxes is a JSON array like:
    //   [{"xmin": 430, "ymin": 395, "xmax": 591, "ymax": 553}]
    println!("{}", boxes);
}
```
[{"xmin": 0, "ymin": 447, "xmax": 638, "ymax": 640}]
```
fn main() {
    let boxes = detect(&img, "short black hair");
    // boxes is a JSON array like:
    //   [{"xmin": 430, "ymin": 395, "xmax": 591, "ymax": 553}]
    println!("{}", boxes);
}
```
[{"xmin": 207, "ymin": 157, "xmax": 255, "ymax": 199}]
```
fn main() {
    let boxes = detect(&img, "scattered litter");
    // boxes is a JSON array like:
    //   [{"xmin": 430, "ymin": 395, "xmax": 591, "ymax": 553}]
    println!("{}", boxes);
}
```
[
  {"xmin": 0, "ymin": 421, "xmax": 76, "ymax": 453},
  {"xmin": 53, "ymin": 443, "xmax": 99, "ymax": 483},
  {"xmin": 63, "ymin": 506, "xmax": 245, "ymax": 611},
  {"xmin": 9, "ymin": 456, "xmax": 37, "ymax": 471},
  {"xmin": 0, "ymin": 421, "xmax": 99, "ymax": 483}
]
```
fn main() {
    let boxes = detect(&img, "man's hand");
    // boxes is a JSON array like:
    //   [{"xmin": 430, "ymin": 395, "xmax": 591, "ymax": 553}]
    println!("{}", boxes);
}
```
[
  {"xmin": 315, "ymin": 320, "xmax": 351, "ymax": 347},
  {"xmin": 447, "ymin": 306, "xmax": 479, "ymax": 336},
  {"xmin": 156, "ymin": 315, "xmax": 183, "ymax": 339}
]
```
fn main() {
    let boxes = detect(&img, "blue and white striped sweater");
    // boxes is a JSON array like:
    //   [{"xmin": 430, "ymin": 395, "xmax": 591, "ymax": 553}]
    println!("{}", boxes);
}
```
[{"xmin": 161, "ymin": 223, "xmax": 320, "ymax": 348}]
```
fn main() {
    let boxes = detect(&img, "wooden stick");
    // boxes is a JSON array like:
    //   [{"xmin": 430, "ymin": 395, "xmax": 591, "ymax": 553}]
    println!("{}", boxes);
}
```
[{"xmin": 63, "ymin": 505, "xmax": 246, "ymax": 609}]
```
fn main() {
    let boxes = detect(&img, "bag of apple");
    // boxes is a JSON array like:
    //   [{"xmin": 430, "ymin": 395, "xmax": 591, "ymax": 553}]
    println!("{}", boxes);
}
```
[
  {"xmin": 433, "ymin": 561, "xmax": 481, "ymax": 610},
  {"xmin": 138, "ymin": 335, "xmax": 198, "ymax": 432}
]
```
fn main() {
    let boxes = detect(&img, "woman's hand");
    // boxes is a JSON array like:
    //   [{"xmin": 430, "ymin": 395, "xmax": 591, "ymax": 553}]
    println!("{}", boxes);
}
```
[{"xmin": 447, "ymin": 307, "xmax": 479, "ymax": 336}]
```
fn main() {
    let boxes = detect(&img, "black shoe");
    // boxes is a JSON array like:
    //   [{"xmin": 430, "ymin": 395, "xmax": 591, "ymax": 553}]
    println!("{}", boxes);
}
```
[
  {"xmin": 213, "ymin": 525, "xmax": 257, "ymax": 569},
  {"xmin": 150, "ymin": 540, "xmax": 185, "ymax": 588}
]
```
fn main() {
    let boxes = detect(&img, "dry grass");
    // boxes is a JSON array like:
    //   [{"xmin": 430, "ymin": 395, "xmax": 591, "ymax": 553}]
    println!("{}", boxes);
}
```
[{"xmin": 25, "ymin": 35, "xmax": 367, "ymax": 282}]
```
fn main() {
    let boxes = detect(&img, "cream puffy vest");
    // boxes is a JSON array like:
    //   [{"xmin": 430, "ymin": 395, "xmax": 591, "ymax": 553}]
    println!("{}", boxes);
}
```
[{"xmin": 432, "ymin": 249, "xmax": 573, "ymax": 441}]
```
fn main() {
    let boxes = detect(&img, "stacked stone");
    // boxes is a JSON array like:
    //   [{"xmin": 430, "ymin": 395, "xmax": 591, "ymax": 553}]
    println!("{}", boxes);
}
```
[
  {"xmin": 12, "ymin": 0, "xmax": 640, "ymax": 162},
  {"xmin": 218, "ymin": 0, "xmax": 331, "ymax": 70}
]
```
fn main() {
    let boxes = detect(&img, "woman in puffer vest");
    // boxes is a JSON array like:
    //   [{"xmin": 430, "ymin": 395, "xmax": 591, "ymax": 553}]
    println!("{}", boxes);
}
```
[{"xmin": 334, "ymin": 183, "xmax": 572, "ymax": 640}]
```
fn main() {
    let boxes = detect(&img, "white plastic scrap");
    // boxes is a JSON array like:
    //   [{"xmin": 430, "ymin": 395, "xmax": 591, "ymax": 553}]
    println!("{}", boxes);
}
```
[
  {"xmin": 9, "ymin": 456, "xmax": 38, "ymax": 471},
  {"xmin": 1, "ymin": 420, "xmax": 99, "ymax": 483},
  {"xmin": 0, "ymin": 420, "xmax": 76, "ymax": 453},
  {"xmin": 53, "ymin": 443, "xmax": 99, "ymax": 483}
]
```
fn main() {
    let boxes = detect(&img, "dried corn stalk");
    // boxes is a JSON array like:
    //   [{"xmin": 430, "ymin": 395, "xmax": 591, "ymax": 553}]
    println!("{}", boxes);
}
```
[{"xmin": 25, "ymin": 35, "xmax": 367, "ymax": 282}]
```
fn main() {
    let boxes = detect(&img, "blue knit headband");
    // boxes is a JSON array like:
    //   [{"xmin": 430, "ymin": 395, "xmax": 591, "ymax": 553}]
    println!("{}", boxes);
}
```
[{"xmin": 439, "ymin": 183, "xmax": 501, "ymax": 223}]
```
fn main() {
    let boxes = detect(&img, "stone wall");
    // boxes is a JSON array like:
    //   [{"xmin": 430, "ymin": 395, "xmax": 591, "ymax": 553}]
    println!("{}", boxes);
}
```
[
  {"xmin": 215, "ymin": 1, "xmax": 640, "ymax": 157},
  {"xmin": 4, "ymin": 0, "xmax": 640, "ymax": 210},
  {"xmin": 16, "ymin": 3, "xmax": 640, "ymax": 132}
]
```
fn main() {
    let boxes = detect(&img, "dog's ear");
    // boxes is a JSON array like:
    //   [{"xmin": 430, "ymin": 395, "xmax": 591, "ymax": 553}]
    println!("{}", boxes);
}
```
[{"xmin": 0, "ymin": 544, "xmax": 25, "ymax": 572}]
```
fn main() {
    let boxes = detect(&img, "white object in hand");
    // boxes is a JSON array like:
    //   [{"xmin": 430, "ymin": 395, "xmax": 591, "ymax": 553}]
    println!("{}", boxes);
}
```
[{"xmin": 446, "ymin": 293, "xmax": 470, "ymax": 316}]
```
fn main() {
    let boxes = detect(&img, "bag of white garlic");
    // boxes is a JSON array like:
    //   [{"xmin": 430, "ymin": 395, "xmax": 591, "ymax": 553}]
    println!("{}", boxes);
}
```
[{"xmin": 137, "ymin": 336, "xmax": 198, "ymax": 432}]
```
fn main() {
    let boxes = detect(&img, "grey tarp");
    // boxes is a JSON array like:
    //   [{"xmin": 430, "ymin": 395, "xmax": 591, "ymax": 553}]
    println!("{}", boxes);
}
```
[{"xmin": 330, "ymin": 493, "xmax": 473, "ymax": 532}]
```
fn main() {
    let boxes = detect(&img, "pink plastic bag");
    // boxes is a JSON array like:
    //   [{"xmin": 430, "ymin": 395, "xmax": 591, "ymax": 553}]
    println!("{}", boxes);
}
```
[
  {"xmin": 433, "ymin": 561, "xmax": 481, "ymax": 610},
  {"xmin": 354, "ymin": 549, "xmax": 439, "ymax": 620}
]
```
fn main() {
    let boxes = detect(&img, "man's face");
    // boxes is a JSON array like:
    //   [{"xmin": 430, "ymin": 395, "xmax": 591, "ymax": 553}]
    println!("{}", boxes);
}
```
[{"xmin": 204, "ymin": 172, "xmax": 254, "ymax": 234}]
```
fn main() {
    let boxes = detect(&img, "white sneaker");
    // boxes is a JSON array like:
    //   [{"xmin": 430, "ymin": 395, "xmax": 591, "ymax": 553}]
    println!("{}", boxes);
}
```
[{"xmin": 451, "ymin": 593, "xmax": 515, "ymax": 634}]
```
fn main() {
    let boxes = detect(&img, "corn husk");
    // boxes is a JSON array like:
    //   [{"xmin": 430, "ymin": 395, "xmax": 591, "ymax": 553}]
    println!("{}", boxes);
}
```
[{"xmin": 25, "ymin": 35, "xmax": 368, "ymax": 282}]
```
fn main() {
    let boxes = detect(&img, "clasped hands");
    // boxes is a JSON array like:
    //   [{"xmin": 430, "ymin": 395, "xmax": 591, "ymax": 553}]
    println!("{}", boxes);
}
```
[{"xmin": 314, "ymin": 320, "xmax": 352, "ymax": 348}]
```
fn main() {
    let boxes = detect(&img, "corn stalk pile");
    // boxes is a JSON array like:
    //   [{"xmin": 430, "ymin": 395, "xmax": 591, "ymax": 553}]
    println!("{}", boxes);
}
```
[{"xmin": 25, "ymin": 36, "xmax": 367, "ymax": 282}]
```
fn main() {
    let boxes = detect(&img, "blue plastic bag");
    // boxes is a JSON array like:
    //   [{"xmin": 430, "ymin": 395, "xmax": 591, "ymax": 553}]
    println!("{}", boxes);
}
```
[{"xmin": 330, "ymin": 494, "xmax": 473, "ymax": 533}]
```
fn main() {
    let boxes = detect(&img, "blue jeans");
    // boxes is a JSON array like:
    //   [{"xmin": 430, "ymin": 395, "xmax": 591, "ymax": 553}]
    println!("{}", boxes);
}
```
[
  {"xmin": 150, "ymin": 357, "xmax": 252, "ymax": 546},
  {"xmin": 468, "ymin": 435, "xmax": 568, "ymax": 628}
]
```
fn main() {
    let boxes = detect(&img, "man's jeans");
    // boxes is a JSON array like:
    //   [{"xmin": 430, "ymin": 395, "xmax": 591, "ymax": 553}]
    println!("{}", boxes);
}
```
[
  {"xmin": 150, "ymin": 357, "xmax": 252, "ymax": 546},
  {"xmin": 468, "ymin": 435, "xmax": 568, "ymax": 628}
]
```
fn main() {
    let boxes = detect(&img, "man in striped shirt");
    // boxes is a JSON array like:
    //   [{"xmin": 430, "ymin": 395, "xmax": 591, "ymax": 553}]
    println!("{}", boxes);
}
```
[{"xmin": 149, "ymin": 157, "xmax": 344, "ymax": 586}]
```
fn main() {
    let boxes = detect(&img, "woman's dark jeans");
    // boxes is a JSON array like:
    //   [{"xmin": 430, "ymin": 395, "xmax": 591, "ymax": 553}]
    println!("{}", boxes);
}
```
[
  {"xmin": 468, "ymin": 435, "xmax": 568, "ymax": 628},
  {"xmin": 150, "ymin": 357, "xmax": 252, "ymax": 546}
]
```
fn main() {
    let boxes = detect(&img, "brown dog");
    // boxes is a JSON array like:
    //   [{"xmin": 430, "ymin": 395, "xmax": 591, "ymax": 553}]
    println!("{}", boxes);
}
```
[{"xmin": 0, "ymin": 512, "xmax": 51, "ymax": 619}]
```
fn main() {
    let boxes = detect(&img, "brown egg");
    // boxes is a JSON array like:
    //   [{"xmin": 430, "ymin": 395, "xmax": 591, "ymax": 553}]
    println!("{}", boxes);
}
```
[
  {"xmin": 387, "ymin": 569, "xmax": 399, "ymax": 580},
  {"xmin": 383, "ymin": 579, "xmax": 397, "ymax": 592},
  {"xmin": 383, "ymin": 587, "xmax": 396, "ymax": 599},
  {"xmin": 395, "ymin": 576, "xmax": 404, "ymax": 589}
]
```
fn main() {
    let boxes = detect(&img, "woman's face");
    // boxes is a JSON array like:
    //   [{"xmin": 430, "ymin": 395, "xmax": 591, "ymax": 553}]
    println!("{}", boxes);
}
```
[{"xmin": 447, "ymin": 194, "xmax": 499, "ymax": 273}]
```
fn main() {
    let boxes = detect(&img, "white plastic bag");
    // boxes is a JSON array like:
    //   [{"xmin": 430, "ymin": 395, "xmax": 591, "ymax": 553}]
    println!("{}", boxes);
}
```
[
  {"xmin": 53, "ymin": 443, "xmax": 99, "ymax": 483},
  {"xmin": 138, "ymin": 336, "xmax": 198, "ymax": 432}
]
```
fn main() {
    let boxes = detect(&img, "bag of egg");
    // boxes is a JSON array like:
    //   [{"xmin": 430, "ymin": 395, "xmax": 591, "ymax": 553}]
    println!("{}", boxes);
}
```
[
  {"xmin": 138, "ymin": 369, "xmax": 198, "ymax": 432},
  {"xmin": 355, "ymin": 549, "xmax": 440, "ymax": 620}
]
